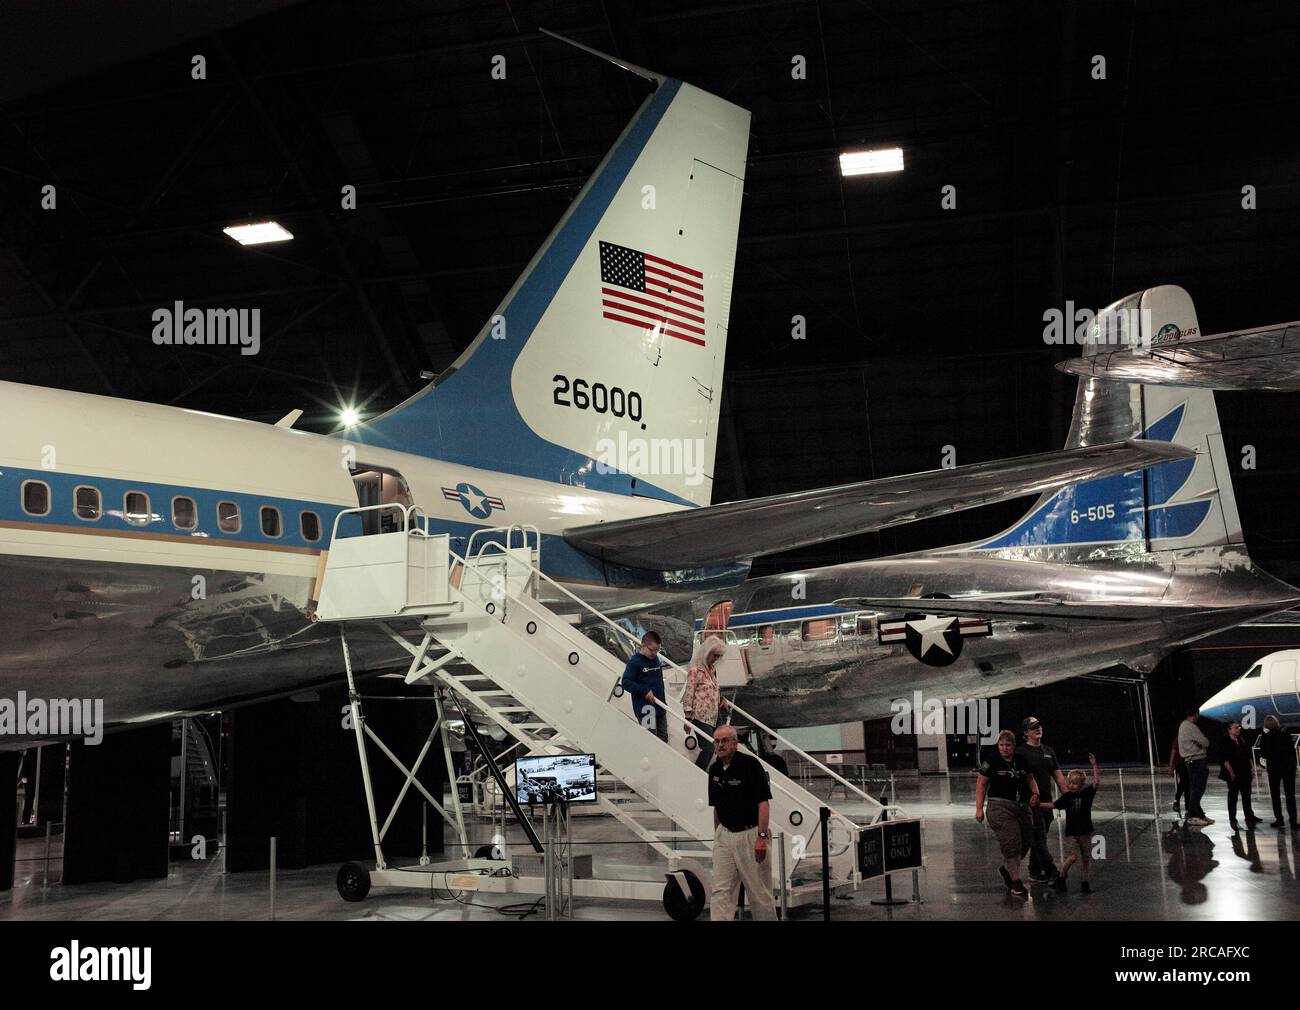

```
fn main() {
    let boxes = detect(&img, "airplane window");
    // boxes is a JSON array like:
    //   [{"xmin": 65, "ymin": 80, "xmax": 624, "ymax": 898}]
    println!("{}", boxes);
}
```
[
  {"xmin": 172, "ymin": 496, "xmax": 197, "ymax": 531},
  {"xmin": 856, "ymin": 614, "xmax": 876, "ymax": 636},
  {"xmin": 260, "ymin": 506, "xmax": 282, "ymax": 538},
  {"xmin": 759, "ymin": 624, "xmax": 775, "ymax": 646},
  {"xmin": 217, "ymin": 501, "xmax": 241, "ymax": 534},
  {"xmin": 74, "ymin": 485, "xmax": 101, "ymax": 521},
  {"xmin": 1244, "ymin": 665, "xmax": 1262, "ymax": 679},
  {"xmin": 21, "ymin": 480, "xmax": 50, "ymax": 516},
  {"xmin": 124, "ymin": 491, "xmax": 151, "ymax": 527},
  {"xmin": 801, "ymin": 618, "xmax": 837, "ymax": 642},
  {"xmin": 301, "ymin": 511, "xmax": 321, "ymax": 542}
]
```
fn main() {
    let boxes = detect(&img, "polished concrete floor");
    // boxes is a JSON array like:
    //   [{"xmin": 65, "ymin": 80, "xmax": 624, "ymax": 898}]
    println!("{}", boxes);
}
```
[{"xmin": 4, "ymin": 771, "xmax": 1298, "ymax": 921}]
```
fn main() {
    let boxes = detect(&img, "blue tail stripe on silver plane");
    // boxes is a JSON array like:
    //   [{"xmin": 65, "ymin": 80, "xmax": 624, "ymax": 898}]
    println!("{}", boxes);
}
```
[
  {"xmin": 352, "ymin": 80, "xmax": 692, "ymax": 505},
  {"xmin": 974, "ymin": 402, "xmax": 1209, "ymax": 549}
]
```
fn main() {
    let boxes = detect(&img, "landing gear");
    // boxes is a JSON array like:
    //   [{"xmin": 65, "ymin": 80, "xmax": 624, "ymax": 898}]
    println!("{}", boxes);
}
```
[
  {"xmin": 337, "ymin": 861, "xmax": 372, "ymax": 902},
  {"xmin": 662, "ymin": 870, "xmax": 706, "ymax": 922}
]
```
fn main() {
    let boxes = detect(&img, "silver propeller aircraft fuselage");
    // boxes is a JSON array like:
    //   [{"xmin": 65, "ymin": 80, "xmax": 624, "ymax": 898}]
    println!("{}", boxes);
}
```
[{"xmin": 684, "ymin": 286, "xmax": 1300, "ymax": 728}]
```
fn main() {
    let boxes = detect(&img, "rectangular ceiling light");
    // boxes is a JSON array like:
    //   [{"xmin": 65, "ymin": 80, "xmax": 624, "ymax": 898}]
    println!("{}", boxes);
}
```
[
  {"xmin": 839, "ymin": 147, "xmax": 904, "ymax": 176},
  {"xmin": 223, "ymin": 221, "xmax": 294, "ymax": 245}
]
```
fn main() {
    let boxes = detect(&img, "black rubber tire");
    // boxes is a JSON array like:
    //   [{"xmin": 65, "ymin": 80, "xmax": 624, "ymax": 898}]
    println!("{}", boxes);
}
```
[
  {"xmin": 662, "ymin": 871, "xmax": 706, "ymax": 922},
  {"xmin": 336, "ymin": 862, "xmax": 371, "ymax": 902}
]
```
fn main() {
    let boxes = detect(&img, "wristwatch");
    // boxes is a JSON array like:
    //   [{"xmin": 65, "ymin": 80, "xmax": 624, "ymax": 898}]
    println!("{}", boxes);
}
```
[{"xmin": 757, "ymin": 831, "xmax": 769, "ymax": 839}]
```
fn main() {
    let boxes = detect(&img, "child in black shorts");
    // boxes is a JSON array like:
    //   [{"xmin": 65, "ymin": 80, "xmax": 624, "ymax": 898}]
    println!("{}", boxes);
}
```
[{"xmin": 1042, "ymin": 753, "xmax": 1101, "ymax": 893}]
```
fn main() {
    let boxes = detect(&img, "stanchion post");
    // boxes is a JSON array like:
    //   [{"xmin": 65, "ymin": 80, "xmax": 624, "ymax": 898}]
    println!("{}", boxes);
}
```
[
  {"xmin": 269, "ymin": 836, "xmax": 277, "ymax": 921},
  {"xmin": 776, "ymin": 828, "xmax": 789, "ymax": 921},
  {"xmin": 819, "ymin": 806, "xmax": 831, "ymax": 921}
]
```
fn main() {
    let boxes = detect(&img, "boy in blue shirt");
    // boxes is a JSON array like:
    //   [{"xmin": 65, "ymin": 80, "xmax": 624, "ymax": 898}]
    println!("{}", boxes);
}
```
[{"xmin": 622, "ymin": 631, "xmax": 668, "ymax": 742}]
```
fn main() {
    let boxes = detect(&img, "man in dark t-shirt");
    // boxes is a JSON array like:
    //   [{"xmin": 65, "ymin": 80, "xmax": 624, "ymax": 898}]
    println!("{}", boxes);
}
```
[
  {"xmin": 707, "ymin": 725, "xmax": 775, "ymax": 920},
  {"xmin": 1017, "ymin": 716, "xmax": 1068, "ymax": 882}
]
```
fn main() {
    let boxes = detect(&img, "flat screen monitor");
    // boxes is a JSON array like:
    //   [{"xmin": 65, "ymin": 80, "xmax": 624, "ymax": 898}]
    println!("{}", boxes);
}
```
[{"xmin": 514, "ymin": 752, "xmax": 598, "ymax": 805}]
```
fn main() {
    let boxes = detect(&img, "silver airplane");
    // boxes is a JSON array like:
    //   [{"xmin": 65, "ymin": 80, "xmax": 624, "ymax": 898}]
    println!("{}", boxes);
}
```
[{"xmin": 654, "ymin": 285, "xmax": 1300, "ymax": 729}]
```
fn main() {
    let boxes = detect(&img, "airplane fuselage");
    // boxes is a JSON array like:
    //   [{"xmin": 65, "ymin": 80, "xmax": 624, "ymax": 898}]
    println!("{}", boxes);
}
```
[
  {"xmin": 0, "ymin": 380, "xmax": 745, "ymax": 739},
  {"xmin": 691, "ymin": 549, "xmax": 1297, "ymax": 727}
]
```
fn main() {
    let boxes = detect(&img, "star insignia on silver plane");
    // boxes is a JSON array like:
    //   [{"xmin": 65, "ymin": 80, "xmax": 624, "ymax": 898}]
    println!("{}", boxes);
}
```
[
  {"xmin": 442, "ymin": 482, "xmax": 504, "ymax": 520},
  {"xmin": 878, "ymin": 613, "xmax": 993, "ymax": 667}
]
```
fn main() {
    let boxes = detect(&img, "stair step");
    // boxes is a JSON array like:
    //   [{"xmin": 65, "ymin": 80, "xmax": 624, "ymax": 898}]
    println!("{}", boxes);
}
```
[{"xmin": 651, "ymin": 830, "xmax": 697, "ymax": 839}]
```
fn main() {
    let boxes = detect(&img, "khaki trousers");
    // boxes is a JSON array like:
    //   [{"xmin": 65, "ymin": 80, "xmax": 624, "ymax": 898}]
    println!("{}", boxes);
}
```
[{"xmin": 710, "ymin": 825, "xmax": 776, "ymax": 921}]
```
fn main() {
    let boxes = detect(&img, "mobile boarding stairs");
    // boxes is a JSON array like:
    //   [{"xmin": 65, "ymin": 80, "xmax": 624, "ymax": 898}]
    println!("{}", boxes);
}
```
[{"xmin": 312, "ymin": 504, "xmax": 921, "ymax": 919}]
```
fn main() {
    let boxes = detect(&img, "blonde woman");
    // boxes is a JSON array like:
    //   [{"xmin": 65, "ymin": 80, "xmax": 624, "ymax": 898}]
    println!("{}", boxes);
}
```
[{"xmin": 683, "ymin": 636, "xmax": 728, "ymax": 770}]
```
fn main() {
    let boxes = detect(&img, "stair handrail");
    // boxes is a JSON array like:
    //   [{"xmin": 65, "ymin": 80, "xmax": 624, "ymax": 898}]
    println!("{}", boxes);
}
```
[
  {"xmin": 461, "ymin": 542, "xmax": 897, "ymax": 827},
  {"xmin": 328, "ymin": 502, "xmax": 426, "ymax": 542},
  {"xmin": 466, "ymin": 523, "xmax": 542, "ymax": 565}
]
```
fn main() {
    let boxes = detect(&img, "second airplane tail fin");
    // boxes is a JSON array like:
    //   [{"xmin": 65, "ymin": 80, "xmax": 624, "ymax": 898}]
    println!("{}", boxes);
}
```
[{"xmin": 966, "ymin": 284, "xmax": 1246, "ymax": 558}]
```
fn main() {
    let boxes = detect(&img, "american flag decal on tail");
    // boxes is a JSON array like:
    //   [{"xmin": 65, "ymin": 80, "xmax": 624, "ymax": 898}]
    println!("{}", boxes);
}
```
[{"xmin": 598, "ymin": 240, "xmax": 706, "ymax": 347}]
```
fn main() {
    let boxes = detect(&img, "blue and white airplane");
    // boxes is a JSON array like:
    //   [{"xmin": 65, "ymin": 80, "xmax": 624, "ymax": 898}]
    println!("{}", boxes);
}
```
[
  {"xmin": 1201, "ymin": 651, "xmax": 1300, "ymax": 727},
  {"xmin": 0, "ymin": 49, "xmax": 1194, "ymax": 743}
]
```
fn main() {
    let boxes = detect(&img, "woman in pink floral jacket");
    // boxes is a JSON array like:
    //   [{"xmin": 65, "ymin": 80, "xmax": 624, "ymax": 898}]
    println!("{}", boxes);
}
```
[{"xmin": 682, "ymin": 636, "xmax": 728, "ymax": 769}]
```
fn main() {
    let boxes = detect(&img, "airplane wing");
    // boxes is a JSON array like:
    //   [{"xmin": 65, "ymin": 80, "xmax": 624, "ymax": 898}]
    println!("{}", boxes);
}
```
[
  {"xmin": 563, "ymin": 439, "xmax": 1192, "ymax": 570},
  {"xmin": 831, "ymin": 595, "xmax": 1300, "ymax": 626},
  {"xmin": 1056, "ymin": 321, "xmax": 1300, "ymax": 390}
]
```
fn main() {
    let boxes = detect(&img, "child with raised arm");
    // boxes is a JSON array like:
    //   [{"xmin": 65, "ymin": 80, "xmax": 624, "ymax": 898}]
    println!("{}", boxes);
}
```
[{"xmin": 1043, "ymin": 753, "xmax": 1101, "ymax": 893}]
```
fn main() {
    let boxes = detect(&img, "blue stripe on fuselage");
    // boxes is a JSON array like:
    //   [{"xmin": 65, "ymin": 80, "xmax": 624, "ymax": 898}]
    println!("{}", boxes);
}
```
[
  {"xmin": 0, "ymin": 464, "xmax": 742, "ymax": 591},
  {"xmin": 692, "ymin": 603, "xmax": 854, "ymax": 631},
  {"xmin": 1200, "ymin": 694, "xmax": 1284, "ymax": 723}
]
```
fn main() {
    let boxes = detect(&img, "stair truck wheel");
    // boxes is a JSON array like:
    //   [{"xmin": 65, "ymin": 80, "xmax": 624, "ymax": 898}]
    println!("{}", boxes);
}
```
[
  {"xmin": 662, "ymin": 870, "xmax": 706, "ymax": 921},
  {"xmin": 336, "ymin": 862, "xmax": 371, "ymax": 902}
]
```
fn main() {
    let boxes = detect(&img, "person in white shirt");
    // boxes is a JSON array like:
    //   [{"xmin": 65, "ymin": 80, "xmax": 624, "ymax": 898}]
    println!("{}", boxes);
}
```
[{"xmin": 1178, "ymin": 709, "xmax": 1214, "ymax": 826}]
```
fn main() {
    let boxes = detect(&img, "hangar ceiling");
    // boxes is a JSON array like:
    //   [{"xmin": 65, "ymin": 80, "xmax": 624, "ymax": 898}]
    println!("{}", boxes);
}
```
[{"xmin": 2, "ymin": 0, "xmax": 1299, "ymax": 578}]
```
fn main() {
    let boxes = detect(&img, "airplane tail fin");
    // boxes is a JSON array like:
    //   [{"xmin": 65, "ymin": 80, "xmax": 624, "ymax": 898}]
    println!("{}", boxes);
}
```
[
  {"xmin": 353, "ymin": 73, "xmax": 751, "ymax": 507},
  {"xmin": 967, "ymin": 284, "xmax": 1247, "ymax": 558}
]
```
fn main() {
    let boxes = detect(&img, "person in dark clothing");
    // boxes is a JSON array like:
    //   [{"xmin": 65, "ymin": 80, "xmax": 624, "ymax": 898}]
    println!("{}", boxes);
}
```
[
  {"xmin": 976, "ymin": 729, "xmax": 1040, "ymax": 898},
  {"xmin": 1169, "ymin": 737, "xmax": 1190, "ymax": 816},
  {"xmin": 707, "ymin": 725, "xmax": 775, "ymax": 920},
  {"xmin": 1258, "ymin": 714, "xmax": 1298, "ymax": 829},
  {"xmin": 1043, "ymin": 754, "xmax": 1100, "ymax": 893},
  {"xmin": 621, "ymin": 630, "xmax": 668, "ymax": 743},
  {"xmin": 1016, "ymin": 716, "xmax": 1068, "ymax": 883},
  {"xmin": 1218, "ymin": 721, "xmax": 1261, "ymax": 831}
]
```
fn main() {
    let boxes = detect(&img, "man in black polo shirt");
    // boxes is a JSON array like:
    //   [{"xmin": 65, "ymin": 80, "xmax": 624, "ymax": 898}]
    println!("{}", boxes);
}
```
[
  {"xmin": 1017, "ymin": 716, "xmax": 1069, "ymax": 883},
  {"xmin": 707, "ymin": 725, "xmax": 776, "ymax": 921}
]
